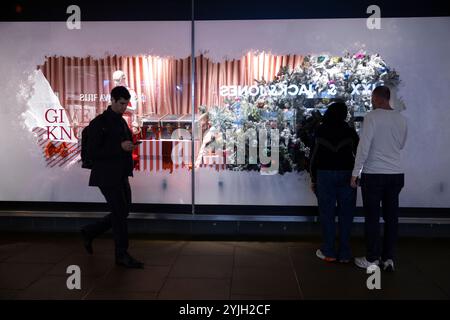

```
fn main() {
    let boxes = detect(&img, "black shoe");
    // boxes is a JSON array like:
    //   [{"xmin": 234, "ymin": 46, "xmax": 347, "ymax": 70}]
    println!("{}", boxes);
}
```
[
  {"xmin": 116, "ymin": 253, "xmax": 144, "ymax": 269},
  {"xmin": 80, "ymin": 229, "xmax": 93, "ymax": 255}
]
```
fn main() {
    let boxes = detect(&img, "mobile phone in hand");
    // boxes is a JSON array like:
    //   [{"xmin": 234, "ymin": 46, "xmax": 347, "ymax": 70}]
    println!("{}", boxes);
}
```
[{"xmin": 134, "ymin": 140, "xmax": 143, "ymax": 145}]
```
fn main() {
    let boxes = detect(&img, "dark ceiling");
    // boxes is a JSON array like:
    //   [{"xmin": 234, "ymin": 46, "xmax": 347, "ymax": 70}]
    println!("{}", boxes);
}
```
[{"xmin": 1, "ymin": 0, "xmax": 449, "ymax": 21}]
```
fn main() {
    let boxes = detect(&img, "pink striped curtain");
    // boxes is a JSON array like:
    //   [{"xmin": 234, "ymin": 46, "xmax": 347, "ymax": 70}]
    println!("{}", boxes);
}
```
[{"xmin": 40, "ymin": 52, "xmax": 304, "ymax": 122}]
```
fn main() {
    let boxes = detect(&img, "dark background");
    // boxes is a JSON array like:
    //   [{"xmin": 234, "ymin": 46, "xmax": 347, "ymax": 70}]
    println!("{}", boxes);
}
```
[{"xmin": 1, "ymin": 0, "xmax": 449, "ymax": 21}]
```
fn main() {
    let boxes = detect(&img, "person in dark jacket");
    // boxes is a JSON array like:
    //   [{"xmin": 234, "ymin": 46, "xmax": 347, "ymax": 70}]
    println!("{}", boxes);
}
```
[
  {"xmin": 310, "ymin": 102, "xmax": 359, "ymax": 263},
  {"xmin": 81, "ymin": 86, "xmax": 144, "ymax": 268}
]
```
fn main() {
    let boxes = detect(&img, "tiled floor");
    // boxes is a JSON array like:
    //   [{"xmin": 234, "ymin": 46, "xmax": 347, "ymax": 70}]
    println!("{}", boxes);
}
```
[{"xmin": 0, "ymin": 233, "xmax": 449, "ymax": 300}]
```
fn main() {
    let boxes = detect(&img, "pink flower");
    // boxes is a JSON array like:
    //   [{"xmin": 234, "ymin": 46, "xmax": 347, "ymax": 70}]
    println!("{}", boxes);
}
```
[{"xmin": 354, "ymin": 53, "xmax": 365, "ymax": 59}]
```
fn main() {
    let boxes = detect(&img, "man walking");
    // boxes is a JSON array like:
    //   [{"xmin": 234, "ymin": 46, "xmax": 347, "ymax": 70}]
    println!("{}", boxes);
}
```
[
  {"xmin": 351, "ymin": 86, "xmax": 408, "ymax": 272},
  {"xmin": 81, "ymin": 86, "xmax": 144, "ymax": 268}
]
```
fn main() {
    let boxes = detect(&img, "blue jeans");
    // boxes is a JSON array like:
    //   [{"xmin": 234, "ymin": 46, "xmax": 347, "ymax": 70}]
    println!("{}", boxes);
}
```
[{"xmin": 316, "ymin": 170, "xmax": 356, "ymax": 260}]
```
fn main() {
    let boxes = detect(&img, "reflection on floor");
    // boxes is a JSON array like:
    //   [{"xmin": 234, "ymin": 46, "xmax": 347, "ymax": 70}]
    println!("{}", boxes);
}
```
[{"xmin": 0, "ymin": 233, "xmax": 449, "ymax": 300}]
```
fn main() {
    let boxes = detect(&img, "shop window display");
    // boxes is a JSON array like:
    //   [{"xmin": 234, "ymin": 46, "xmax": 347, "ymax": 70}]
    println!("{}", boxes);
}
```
[{"xmin": 30, "ymin": 51, "xmax": 399, "ymax": 175}]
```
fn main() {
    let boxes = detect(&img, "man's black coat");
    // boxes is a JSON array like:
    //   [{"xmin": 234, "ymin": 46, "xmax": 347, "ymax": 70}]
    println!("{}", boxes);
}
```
[{"xmin": 88, "ymin": 106, "xmax": 134, "ymax": 187}]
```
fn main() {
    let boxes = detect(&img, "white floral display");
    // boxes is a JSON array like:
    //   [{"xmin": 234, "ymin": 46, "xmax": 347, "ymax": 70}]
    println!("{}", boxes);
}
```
[{"xmin": 202, "ymin": 51, "xmax": 400, "ymax": 174}]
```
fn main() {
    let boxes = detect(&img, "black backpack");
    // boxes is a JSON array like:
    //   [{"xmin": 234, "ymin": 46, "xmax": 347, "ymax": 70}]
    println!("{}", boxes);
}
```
[{"xmin": 81, "ymin": 114, "xmax": 106, "ymax": 169}]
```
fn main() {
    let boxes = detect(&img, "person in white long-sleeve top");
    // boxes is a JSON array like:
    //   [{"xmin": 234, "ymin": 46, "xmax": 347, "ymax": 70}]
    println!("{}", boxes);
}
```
[{"xmin": 350, "ymin": 86, "xmax": 408, "ymax": 272}]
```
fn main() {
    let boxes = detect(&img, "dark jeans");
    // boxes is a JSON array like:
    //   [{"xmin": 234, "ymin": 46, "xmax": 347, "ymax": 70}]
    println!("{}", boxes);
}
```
[
  {"xmin": 360, "ymin": 173, "xmax": 404, "ymax": 262},
  {"xmin": 83, "ymin": 177, "xmax": 131, "ymax": 257},
  {"xmin": 316, "ymin": 170, "xmax": 356, "ymax": 260}
]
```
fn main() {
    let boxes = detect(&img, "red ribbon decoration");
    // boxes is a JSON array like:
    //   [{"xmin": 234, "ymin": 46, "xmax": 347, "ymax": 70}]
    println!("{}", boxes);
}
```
[{"xmin": 44, "ymin": 141, "xmax": 69, "ymax": 158}]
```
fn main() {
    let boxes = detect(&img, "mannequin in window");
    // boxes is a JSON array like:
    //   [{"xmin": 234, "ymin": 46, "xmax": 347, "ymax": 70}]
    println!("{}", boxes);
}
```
[{"xmin": 112, "ymin": 70, "xmax": 138, "ymax": 127}]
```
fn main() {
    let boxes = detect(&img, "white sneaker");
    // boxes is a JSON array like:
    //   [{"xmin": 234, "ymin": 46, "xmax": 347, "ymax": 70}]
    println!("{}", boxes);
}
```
[
  {"xmin": 316, "ymin": 249, "xmax": 336, "ymax": 262},
  {"xmin": 354, "ymin": 256, "xmax": 379, "ymax": 269},
  {"xmin": 382, "ymin": 259, "xmax": 395, "ymax": 272}
]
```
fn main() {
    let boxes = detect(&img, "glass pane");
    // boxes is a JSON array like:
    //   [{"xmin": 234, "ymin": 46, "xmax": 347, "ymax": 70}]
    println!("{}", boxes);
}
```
[
  {"xmin": 193, "ymin": 12, "xmax": 447, "ymax": 210},
  {"xmin": 0, "ymin": 17, "xmax": 193, "ymax": 207}
]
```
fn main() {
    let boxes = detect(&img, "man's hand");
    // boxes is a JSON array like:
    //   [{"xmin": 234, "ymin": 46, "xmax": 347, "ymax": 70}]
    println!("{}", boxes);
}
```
[
  {"xmin": 121, "ymin": 140, "xmax": 135, "ymax": 152},
  {"xmin": 310, "ymin": 182, "xmax": 317, "ymax": 194},
  {"xmin": 350, "ymin": 176, "xmax": 358, "ymax": 189}
]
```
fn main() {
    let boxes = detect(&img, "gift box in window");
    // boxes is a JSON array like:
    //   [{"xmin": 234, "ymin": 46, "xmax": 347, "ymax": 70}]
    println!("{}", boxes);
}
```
[
  {"xmin": 159, "ymin": 114, "xmax": 182, "ymax": 139},
  {"xmin": 140, "ymin": 114, "xmax": 165, "ymax": 140},
  {"xmin": 159, "ymin": 113, "xmax": 207, "ymax": 140},
  {"xmin": 135, "ymin": 113, "xmax": 207, "ymax": 173}
]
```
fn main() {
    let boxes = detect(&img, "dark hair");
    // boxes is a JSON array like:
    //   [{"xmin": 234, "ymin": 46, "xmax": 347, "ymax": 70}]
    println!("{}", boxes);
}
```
[
  {"xmin": 323, "ymin": 102, "xmax": 348, "ymax": 124},
  {"xmin": 372, "ymin": 85, "xmax": 390, "ymax": 100},
  {"xmin": 111, "ymin": 86, "xmax": 131, "ymax": 101}
]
